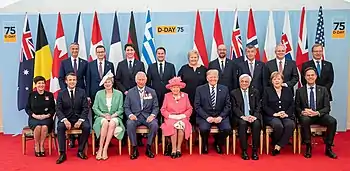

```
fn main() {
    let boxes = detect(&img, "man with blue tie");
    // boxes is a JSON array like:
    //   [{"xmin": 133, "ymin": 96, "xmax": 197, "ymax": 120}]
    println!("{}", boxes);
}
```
[
  {"xmin": 195, "ymin": 69, "xmax": 231, "ymax": 154},
  {"xmin": 295, "ymin": 67, "xmax": 337, "ymax": 159},
  {"xmin": 231, "ymin": 74, "xmax": 261, "ymax": 160}
]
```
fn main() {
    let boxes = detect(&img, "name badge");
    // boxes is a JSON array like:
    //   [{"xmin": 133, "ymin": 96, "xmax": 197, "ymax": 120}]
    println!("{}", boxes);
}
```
[{"xmin": 45, "ymin": 96, "xmax": 49, "ymax": 101}]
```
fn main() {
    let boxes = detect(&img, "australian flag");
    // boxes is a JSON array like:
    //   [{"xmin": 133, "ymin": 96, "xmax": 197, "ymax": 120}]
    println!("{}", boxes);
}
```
[{"xmin": 17, "ymin": 14, "xmax": 35, "ymax": 111}]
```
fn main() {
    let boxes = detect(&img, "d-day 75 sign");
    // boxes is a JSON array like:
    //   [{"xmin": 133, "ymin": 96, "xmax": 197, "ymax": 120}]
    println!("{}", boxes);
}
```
[
  {"xmin": 156, "ymin": 25, "xmax": 188, "ymax": 34},
  {"xmin": 3, "ymin": 21, "xmax": 17, "ymax": 43},
  {"xmin": 332, "ymin": 20, "xmax": 346, "ymax": 39}
]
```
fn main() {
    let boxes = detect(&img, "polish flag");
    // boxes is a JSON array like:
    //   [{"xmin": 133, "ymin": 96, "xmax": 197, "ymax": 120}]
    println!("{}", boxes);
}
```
[
  {"xmin": 89, "ymin": 11, "xmax": 103, "ymax": 61},
  {"xmin": 210, "ymin": 9, "xmax": 224, "ymax": 61}
]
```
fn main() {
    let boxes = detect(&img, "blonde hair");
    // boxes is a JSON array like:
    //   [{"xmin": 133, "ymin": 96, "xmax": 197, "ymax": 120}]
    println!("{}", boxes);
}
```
[
  {"xmin": 187, "ymin": 49, "xmax": 199, "ymax": 59},
  {"xmin": 206, "ymin": 69, "xmax": 219, "ymax": 77},
  {"xmin": 270, "ymin": 71, "xmax": 284, "ymax": 81}
]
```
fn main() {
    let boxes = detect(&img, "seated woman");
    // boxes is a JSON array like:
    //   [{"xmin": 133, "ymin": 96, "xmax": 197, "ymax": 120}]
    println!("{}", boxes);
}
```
[
  {"xmin": 25, "ymin": 76, "xmax": 55, "ymax": 157},
  {"xmin": 92, "ymin": 71, "xmax": 125, "ymax": 160},
  {"xmin": 262, "ymin": 71, "xmax": 295, "ymax": 156},
  {"xmin": 161, "ymin": 77, "xmax": 192, "ymax": 159}
]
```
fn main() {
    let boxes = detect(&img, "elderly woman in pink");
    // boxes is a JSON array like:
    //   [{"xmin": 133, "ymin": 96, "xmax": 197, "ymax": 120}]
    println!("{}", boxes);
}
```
[{"xmin": 161, "ymin": 77, "xmax": 193, "ymax": 159}]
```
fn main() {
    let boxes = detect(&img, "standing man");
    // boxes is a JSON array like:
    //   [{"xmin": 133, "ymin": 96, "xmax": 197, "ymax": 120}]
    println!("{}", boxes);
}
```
[{"xmin": 301, "ymin": 44, "xmax": 334, "ymax": 101}]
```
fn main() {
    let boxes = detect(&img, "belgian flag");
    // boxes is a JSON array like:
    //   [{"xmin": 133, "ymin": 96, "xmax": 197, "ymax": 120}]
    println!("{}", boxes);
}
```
[
  {"xmin": 34, "ymin": 14, "xmax": 53, "ymax": 91},
  {"xmin": 127, "ymin": 11, "xmax": 140, "ymax": 60}
]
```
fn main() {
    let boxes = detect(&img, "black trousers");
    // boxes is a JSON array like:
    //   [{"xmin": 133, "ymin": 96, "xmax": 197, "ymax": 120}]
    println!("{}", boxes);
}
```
[
  {"xmin": 237, "ymin": 119, "xmax": 261, "ymax": 151},
  {"xmin": 267, "ymin": 118, "xmax": 295, "ymax": 148},
  {"xmin": 299, "ymin": 114, "xmax": 337, "ymax": 146}
]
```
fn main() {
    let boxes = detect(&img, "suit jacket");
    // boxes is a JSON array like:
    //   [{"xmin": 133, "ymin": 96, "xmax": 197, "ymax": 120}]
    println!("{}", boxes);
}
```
[
  {"xmin": 56, "ymin": 87, "xmax": 89, "ymax": 122},
  {"xmin": 230, "ymin": 88, "xmax": 262, "ymax": 121},
  {"xmin": 232, "ymin": 57, "xmax": 245, "ymax": 64},
  {"xmin": 265, "ymin": 59, "xmax": 299, "ymax": 92},
  {"xmin": 59, "ymin": 57, "xmax": 88, "ymax": 89},
  {"xmin": 86, "ymin": 59, "xmax": 115, "ymax": 98},
  {"xmin": 194, "ymin": 84, "xmax": 231, "ymax": 120},
  {"xmin": 301, "ymin": 60, "xmax": 334, "ymax": 100},
  {"xmin": 238, "ymin": 60, "xmax": 267, "ymax": 94},
  {"xmin": 208, "ymin": 58, "xmax": 239, "ymax": 91},
  {"xmin": 116, "ymin": 59, "xmax": 145, "ymax": 93},
  {"xmin": 124, "ymin": 86, "xmax": 159, "ymax": 119},
  {"xmin": 262, "ymin": 86, "xmax": 295, "ymax": 121},
  {"xmin": 295, "ymin": 85, "xmax": 330, "ymax": 118}
]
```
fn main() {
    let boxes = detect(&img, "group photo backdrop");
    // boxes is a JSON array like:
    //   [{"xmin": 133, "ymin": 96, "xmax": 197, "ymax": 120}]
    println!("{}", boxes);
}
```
[{"xmin": 0, "ymin": 8, "xmax": 349, "ymax": 134}]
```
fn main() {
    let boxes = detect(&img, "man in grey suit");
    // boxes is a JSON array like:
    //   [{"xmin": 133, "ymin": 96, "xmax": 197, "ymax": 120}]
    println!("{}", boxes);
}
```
[{"xmin": 124, "ymin": 71, "xmax": 159, "ymax": 160}]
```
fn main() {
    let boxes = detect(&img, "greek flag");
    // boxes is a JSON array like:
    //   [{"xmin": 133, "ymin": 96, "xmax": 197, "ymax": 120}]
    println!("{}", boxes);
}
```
[{"xmin": 141, "ymin": 10, "xmax": 156, "ymax": 70}]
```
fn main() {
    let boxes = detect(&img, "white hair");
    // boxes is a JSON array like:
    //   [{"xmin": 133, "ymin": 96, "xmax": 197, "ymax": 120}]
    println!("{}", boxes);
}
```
[
  {"xmin": 206, "ymin": 69, "xmax": 219, "ymax": 77},
  {"xmin": 135, "ymin": 71, "xmax": 147, "ymax": 81},
  {"xmin": 239, "ymin": 74, "xmax": 252, "ymax": 83}
]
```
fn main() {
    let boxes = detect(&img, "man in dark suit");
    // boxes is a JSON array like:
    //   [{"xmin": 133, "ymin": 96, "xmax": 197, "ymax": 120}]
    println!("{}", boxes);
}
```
[
  {"xmin": 265, "ymin": 44, "xmax": 298, "ymax": 93},
  {"xmin": 301, "ymin": 44, "xmax": 334, "ymax": 101},
  {"xmin": 195, "ymin": 69, "xmax": 231, "ymax": 154},
  {"xmin": 124, "ymin": 72, "xmax": 159, "ymax": 160},
  {"xmin": 231, "ymin": 74, "xmax": 261, "ymax": 160},
  {"xmin": 208, "ymin": 44, "xmax": 239, "ymax": 92},
  {"xmin": 56, "ymin": 72, "xmax": 90, "ymax": 164},
  {"xmin": 238, "ymin": 45, "xmax": 266, "ymax": 95},
  {"xmin": 295, "ymin": 67, "xmax": 337, "ymax": 159}
]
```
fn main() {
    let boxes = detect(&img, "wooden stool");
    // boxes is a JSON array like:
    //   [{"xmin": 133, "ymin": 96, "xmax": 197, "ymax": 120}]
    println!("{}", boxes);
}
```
[
  {"xmin": 127, "ymin": 126, "xmax": 158, "ymax": 155},
  {"xmin": 162, "ymin": 132, "xmax": 193, "ymax": 155},
  {"xmin": 198, "ymin": 126, "xmax": 230, "ymax": 155},
  {"xmin": 62, "ymin": 128, "xmax": 95, "ymax": 155},
  {"xmin": 265, "ymin": 126, "xmax": 297, "ymax": 154},
  {"xmin": 232, "ymin": 128, "xmax": 263, "ymax": 155},
  {"xmin": 298, "ymin": 124, "xmax": 327, "ymax": 154},
  {"xmin": 22, "ymin": 126, "xmax": 54, "ymax": 155}
]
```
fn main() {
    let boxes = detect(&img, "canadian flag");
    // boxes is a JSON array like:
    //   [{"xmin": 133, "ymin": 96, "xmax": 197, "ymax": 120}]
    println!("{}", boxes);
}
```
[
  {"xmin": 89, "ymin": 11, "xmax": 103, "ymax": 61},
  {"xmin": 193, "ymin": 10, "xmax": 208, "ymax": 67},
  {"xmin": 50, "ymin": 12, "xmax": 68, "ymax": 99},
  {"xmin": 210, "ymin": 9, "xmax": 224, "ymax": 61}
]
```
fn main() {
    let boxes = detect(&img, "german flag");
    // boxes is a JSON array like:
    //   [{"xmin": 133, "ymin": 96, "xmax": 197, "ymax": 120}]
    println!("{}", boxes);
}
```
[
  {"xmin": 127, "ymin": 11, "xmax": 140, "ymax": 60},
  {"xmin": 34, "ymin": 14, "xmax": 53, "ymax": 91}
]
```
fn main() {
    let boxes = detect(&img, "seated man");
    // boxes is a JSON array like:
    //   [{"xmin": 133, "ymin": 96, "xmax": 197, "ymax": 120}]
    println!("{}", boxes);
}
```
[
  {"xmin": 56, "ymin": 72, "xmax": 91, "ymax": 164},
  {"xmin": 231, "ymin": 74, "xmax": 261, "ymax": 160},
  {"xmin": 295, "ymin": 67, "xmax": 337, "ymax": 159},
  {"xmin": 124, "ymin": 71, "xmax": 159, "ymax": 160},
  {"xmin": 195, "ymin": 69, "xmax": 231, "ymax": 154}
]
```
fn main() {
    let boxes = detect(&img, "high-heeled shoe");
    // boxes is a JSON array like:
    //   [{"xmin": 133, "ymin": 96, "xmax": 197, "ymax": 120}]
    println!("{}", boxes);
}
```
[
  {"xmin": 170, "ymin": 152, "xmax": 177, "ymax": 159},
  {"xmin": 35, "ymin": 152, "xmax": 41, "ymax": 157},
  {"xmin": 176, "ymin": 151, "xmax": 182, "ymax": 158},
  {"xmin": 96, "ymin": 150, "xmax": 102, "ymax": 160},
  {"xmin": 40, "ymin": 151, "xmax": 45, "ymax": 157}
]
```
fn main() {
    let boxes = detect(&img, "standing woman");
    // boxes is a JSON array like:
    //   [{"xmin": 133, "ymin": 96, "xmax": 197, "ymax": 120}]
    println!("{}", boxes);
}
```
[{"xmin": 25, "ymin": 76, "xmax": 55, "ymax": 157}]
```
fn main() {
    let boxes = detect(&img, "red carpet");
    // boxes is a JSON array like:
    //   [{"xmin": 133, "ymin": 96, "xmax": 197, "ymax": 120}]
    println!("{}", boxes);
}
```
[{"xmin": 1, "ymin": 132, "xmax": 350, "ymax": 171}]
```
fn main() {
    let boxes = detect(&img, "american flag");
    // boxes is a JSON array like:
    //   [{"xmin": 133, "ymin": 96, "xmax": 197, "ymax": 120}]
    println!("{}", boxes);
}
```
[
  {"xmin": 315, "ymin": 6, "xmax": 325, "ymax": 59},
  {"xmin": 17, "ymin": 14, "xmax": 35, "ymax": 111}
]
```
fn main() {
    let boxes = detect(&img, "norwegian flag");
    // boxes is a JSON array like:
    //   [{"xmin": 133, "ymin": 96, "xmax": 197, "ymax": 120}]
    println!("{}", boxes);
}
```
[
  {"xmin": 210, "ymin": 9, "xmax": 224, "ymax": 61},
  {"xmin": 50, "ymin": 12, "xmax": 68, "ymax": 99},
  {"xmin": 315, "ymin": 6, "xmax": 325, "ymax": 60},
  {"xmin": 230, "ymin": 9, "xmax": 243, "ymax": 60},
  {"xmin": 281, "ymin": 11, "xmax": 294, "ymax": 60},
  {"xmin": 296, "ymin": 7, "xmax": 309, "ymax": 87},
  {"xmin": 263, "ymin": 11, "xmax": 276, "ymax": 63},
  {"xmin": 193, "ymin": 10, "xmax": 209, "ymax": 67},
  {"xmin": 246, "ymin": 8, "xmax": 260, "ymax": 61},
  {"xmin": 89, "ymin": 11, "xmax": 103, "ymax": 61}
]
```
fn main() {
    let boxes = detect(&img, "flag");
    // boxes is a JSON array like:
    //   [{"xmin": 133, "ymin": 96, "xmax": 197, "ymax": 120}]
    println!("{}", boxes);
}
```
[
  {"xmin": 296, "ymin": 7, "xmax": 309, "ymax": 87},
  {"xmin": 262, "ymin": 11, "xmax": 276, "ymax": 62},
  {"xmin": 50, "ymin": 12, "xmax": 68, "ymax": 99},
  {"xmin": 210, "ymin": 9, "xmax": 224, "ymax": 61},
  {"xmin": 34, "ymin": 14, "xmax": 53, "ymax": 91},
  {"xmin": 281, "ymin": 11, "xmax": 294, "ymax": 60},
  {"xmin": 246, "ymin": 8, "xmax": 260, "ymax": 61},
  {"xmin": 315, "ymin": 6, "xmax": 325, "ymax": 60},
  {"xmin": 230, "ymin": 9, "xmax": 243, "ymax": 60},
  {"xmin": 141, "ymin": 10, "xmax": 156, "ymax": 71},
  {"xmin": 108, "ymin": 12, "xmax": 124, "ymax": 68},
  {"xmin": 89, "ymin": 11, "xmax": 103, "ymax": 62},
  {"xmin": 193, "ymin": 10, "xmax": 209, "ymax": 67},
  {"xmin": 17, "ymin": 14, "xmax": 35, "ymax": 111},
  {"xmin": 74, "ymin": 12, "xmax": 87, "ymax": 61},
  {"xmin": 128, "ymin": 11, "xmax": 140, "ymax": 60}
]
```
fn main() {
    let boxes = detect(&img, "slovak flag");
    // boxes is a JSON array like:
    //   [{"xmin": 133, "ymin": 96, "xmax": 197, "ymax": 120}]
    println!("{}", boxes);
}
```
[{"xmin": 281, "ymin": 11, "xmax": 294, "ymax": 60}]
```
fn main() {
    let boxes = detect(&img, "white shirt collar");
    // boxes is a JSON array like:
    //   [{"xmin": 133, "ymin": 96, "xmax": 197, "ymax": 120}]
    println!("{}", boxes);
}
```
[
  {"xmin": 97, "ymin": 59, "xmax": 105, "ymax": 64},
  {"xmin": 306, "ymin": 84, "xmax": 316, "ymax": 89},
  {"xmin": 218, "ymin": 57, "xmax": 226, "ymax": 63},
  {"xmin": 68, "ymin": 87, "xmax": 75, "ymax": 92},
  {"xmin": 247, "ymin": 59, "xmax": 255, "ymax": 65},
  {"xmin": 138, "ymin": 86, "xmax": 145, "ymax": 92},
  {"xmin": 276, "ymin": 57, "xmax": 285, "ymax": 63},
  {"xmin": 313, "ymin": 58, "xmax": 322, "ymax": 64},
  {"xmin": 241, "ymin": 88, "xmax": 249, "ymax": 92},
  {"xmin": 209, "ymin": 84, "xmax": 217, "ymax": 89},
  {"xmin": 127, "ymin": 58, "xmax": 135, "ymax": 63}
]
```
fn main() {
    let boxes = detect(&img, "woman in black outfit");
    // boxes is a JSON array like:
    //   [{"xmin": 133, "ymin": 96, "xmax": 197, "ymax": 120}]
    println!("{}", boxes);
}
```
[{"xmin": 25, "ymin": 76, "xmax": 55, "ymax": 157}]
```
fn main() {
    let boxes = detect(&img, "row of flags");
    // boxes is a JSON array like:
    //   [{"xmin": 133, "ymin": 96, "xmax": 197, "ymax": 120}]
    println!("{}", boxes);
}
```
[{"xmin": 17, "ymin": 7, "xmax": 325, "ymax": 111}]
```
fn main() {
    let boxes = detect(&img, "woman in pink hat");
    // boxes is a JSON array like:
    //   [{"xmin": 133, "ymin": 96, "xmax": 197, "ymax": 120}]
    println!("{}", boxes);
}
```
[{"xmin": 161, "ymin": 77, "xmax": 193, "ymax": 159}]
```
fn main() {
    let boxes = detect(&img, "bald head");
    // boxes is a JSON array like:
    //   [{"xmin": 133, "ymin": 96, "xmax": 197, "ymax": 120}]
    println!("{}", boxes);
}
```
[{"xmin": 217, "ymin": 44, "xmax": 227, "ymax": 59}]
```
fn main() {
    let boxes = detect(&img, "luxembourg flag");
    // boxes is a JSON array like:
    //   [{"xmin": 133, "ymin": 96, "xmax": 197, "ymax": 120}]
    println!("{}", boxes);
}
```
[
  {"xmin": 108, "ymin": 12, "xmax": 124, "ymax": 68},
  {"xmin": 296, "ymin": 7, "xmax": 309, "ymax": 87},
  {"xmin": 73, "ymin": 12, "xmax": 87, "ymax": 61},
  {"xmin": 262, "ymin": 11, "xmax": 276, "ymax": 63},
  {"xmin": 210, "ymin": 9, "xmax": 224, "ymax": 61},
  {"xmin": 281, "ymin": 11, "xmax": 294, "ymax": 60},
  {"xmin": 193, "ymin": 10, "xmax": 209, "ymax": 67},
  {"xmin": 89, "ymin": 11, "xmax": 103, "ymax": 61},
  {"xmin": 141, "ymin": 9, "xmax": 156, "ymax": 71}
]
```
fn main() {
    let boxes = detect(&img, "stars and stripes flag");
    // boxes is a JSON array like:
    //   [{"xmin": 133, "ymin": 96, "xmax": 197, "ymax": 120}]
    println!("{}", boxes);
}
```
[
  {"xmin": 296, "ymin": 7, "xmax": 309, "ymax": 87},
  {"xmin": 141, "ymin": 9, "xmax": 156, "ymax": 71},
  {"xmin": 281, "ymin": 11, "xmax": 294, "ymax": 60},
  {"xmin": 74, "ymin": 12, "xmax": 87, "ymax": 60},
  {"xmin": 108, "ymin": 12, "xmax": 124, "ymax": 68},
  {"xmin": 210, "ymin": 9, "xmax": 224, "ymax": 61},
  {"xmin": 17, "ymin": 13, "xmax": 35, "ymax": 111},
  {"xmin": 315, "ymin": 6, "xmax": 325, "ymax": 60},
  {"xmin": 247, "ymin": 8, "xmax": 260, "ymax": 61},
  {"xmin": 262, "ymin": 11, "xmax": 276, "ymax": 62},
  {"xmin": 193, "ymin": 10, "xmax": 209, "ymax": 67},
  {"xmin": 89, "ymin": 11, "xmax": 103, "ymax": 61},
  {"xmin": 230, "ymin": 9, "xmax": 243, "ymax": 60}
]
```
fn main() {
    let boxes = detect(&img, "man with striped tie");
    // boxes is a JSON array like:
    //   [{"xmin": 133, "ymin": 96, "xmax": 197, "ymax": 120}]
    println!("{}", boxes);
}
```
[{"xmin": 194, "ymin": 69, "xmax": 231, "ymax": 154}]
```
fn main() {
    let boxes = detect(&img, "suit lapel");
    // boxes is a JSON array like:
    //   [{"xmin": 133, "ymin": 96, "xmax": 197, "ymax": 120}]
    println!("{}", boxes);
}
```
[
  {"xmin": 207, "ymin": 84, "xmax": 212, "ymax": 106},
  {"xmin": 104, "ymin": 61, "xmax": 110, "ymax": 76},
  {"xmin": 237, "ymin": 90, "xmax": 244, "ymax": 112},
  {"xmin": 302, "ymin": 87, "xmax": 309, "ymax": 107},
  {"xmin": 132, "ymin": 60, "xmax": 138, "ymax": 75},
  {"xmin": 283, "ymin": 60, "xmax": 288, "ymax": 75},
  {"xmin": 248, "ymin": 89, "xmax": 254, "ymax": 110},
  {"xmin": 110, "ymin": 89, "xmax": 118, "ymax": 113},
  {"xmin": 316, "ymin": 85, "xmax": 322, "ymax": 108},
  {"xmin": 100, "ymin": 90, "xmax": 108, "ymax": 113},
  {"xmin": 272, "ymin": 59, "xmax": 278, "ymax": 72},
  {"xmin": 134, "ymin": 88, "xmax": 142, "ymax": 109}
]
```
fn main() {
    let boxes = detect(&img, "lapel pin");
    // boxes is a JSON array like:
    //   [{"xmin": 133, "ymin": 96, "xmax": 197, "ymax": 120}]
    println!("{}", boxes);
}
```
[{"xmin": 219, "ymin": 89, "xmax": 221, "ymax": 92}]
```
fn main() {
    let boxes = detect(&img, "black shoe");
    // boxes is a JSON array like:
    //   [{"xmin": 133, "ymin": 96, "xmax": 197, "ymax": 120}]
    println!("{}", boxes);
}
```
[
  {"xmin": 145, "ymin": 147, "xmax": 155, "ymax": 158},
  {"xmin": 304, "ymin": 145, "xmax": 312, "ymax": 158},
  {"xmin": 69, "ymin": 139, "xmax": 75, "ymax": 148},
  {"xmin": 202, "ymin": 145, "xmax": 208, "ymax": 154},
  {"xmin": 77, "ymin": 151, "xmax": 88, "ymax": 159},
  {"xmin": 39, "ymin": 151, "xmax": 45, "ymax": 157},
  {"xmin": 215, "ymin": 144, "xmax": 223, "ymax": 154},
  {"xmin": 251, "ymin": 150, "xmax": 259, "ymax": 160},
  {"xmin": 325, "ymin": 148, "xmax": 337, "ymax": 159},
  {"xmin": 241, "ymin": 151, "xmax": 249, "ymax": 160},
  {"xmin": 272, "ymin": 149, "xmax": 280, "ymax": 156},
  {"xmin": 35, "ymin": 152, "xmax": 41, "ymax": 157},
  {"xmin": 176, "ymin": 151, "xmax": 182, "ymax": 158},
  {"xmin": 56, "ymin": 153, "xmax": 66, "ymax": 164},
  {"xmin": 130, "ymin": 148, "xmax": 139, "ymax": 160},
  {"xmin": 164, "ymin": 144, "xmax": 172, "ymax": 156},
  {"xmin": 137, "ymin": 137, "xmax": 144, "ymax": 147},
  {"xmin": 170, "ymin": 152, "xmax": 177, "ymax": 159}
]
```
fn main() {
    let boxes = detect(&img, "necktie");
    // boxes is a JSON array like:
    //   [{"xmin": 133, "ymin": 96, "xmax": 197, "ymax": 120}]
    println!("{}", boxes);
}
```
[
  {"xmin": 278, "ymin": 60, "xmax": 283, "ymax": 73},
  {"xmin": 98, "ymin": 62, "xmax": 103, "ymax": 79},
  {"xmin": 316, "ymin": 61, "xmax": 321, "ymax": 76},
  {"xmin": 309, "ymin": 86, "xmax": 316, "ymax": 111},
  {"xmin": 128, "ymin": 60, "xmax": 133, "ymax": 74},
  {"xmin": 139, "ymin": 90, "xmax": 144, "ymax": 110},
  {"xmin": 210, "ymin": 86, "xmax": 216, "ymax": 107},
  {"xmin": 70, "ymin": 90, "xmax": 74, "ymax": 105},
  {"xmin": 73, "ymin": 59, "xmax": 77, "ymax": 74},
  {"xmin": 243, "ymin": 90, "xmax": 250, "ymax": 116},
  {"xmin": 221, "ymin": 61, "xmax": 225, "ymax": 72},
  {"xmin": 159, "ymin": 63, "xmax": 164, "ymax": 79},
  {"xmin": 249, "ymin": 62, "xmax": 254, "ymax": 78}
]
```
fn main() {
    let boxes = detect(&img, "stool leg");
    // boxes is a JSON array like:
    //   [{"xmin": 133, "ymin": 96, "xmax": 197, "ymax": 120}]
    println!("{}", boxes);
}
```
[
  {"xmin": 198, "ymin": 133, "xmax": 202, "ymax": 155},
  {"xmin": 128, "ymin": 137, "xmax": 131, "ymax": 155},
  {"xmin": 226, "ymin": 136, "xmax": 229, "ymax": 155},
  {"xmin": 162, "ymin": 135, "xmax": 165, "ymax": 155},
  {"xmin": 298, "ymin": 127, "xmax": 301, "ymax": 154},
  {"xmin": 92, "ymin": 132, "xmax": 95, "ymax": 155},
  {"xmin": 155, "ymin": 134, "xmax": 158, "ymax": 154},
  {"xmin": 119, "ymin": 140, "xmax": 122, "ymax": 155},
  {"xmin": 189, "ymin": 133, "xmax": 192, "ymax": 155},
  {"xmin": 22, "ymin": 134, "xmax": 26, "ymax": 155},
  {"xmin": 260, "ymin": 130, "xmax": 263, "ymax": 155},
  {"xmin": 233, "ymin": 130, "xmax": 236, "ymax": 155},
  {"xmin": 49, "ymin": 135, "xmax": 52, "ymax": 155},
  {"xmin": 293, "ymin": 129, "xmax": 296, "ymax": 154},
  {"xmin": 266, "ymin": 131, "xmax": 269, "ymax": 155}
]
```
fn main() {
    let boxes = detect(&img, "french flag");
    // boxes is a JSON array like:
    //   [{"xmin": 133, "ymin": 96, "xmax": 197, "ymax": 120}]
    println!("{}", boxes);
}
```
[
  {"xmin": 246, "ymin": 8, "xmax": 260, "ymax": 61},
  {"xmin": 296, "ymin": 7, "xmax": 309, "ymax": 87},
  {"xmin": 193, "ymin": 10, "xmax": 208, "ymax": 67},
  {"xmin": 73, "ymin": 12, "xmax": 87, "ymax": 61},
  {"xmin": 281, "ymin": 11, "xmax": 294, "ymax": 60},
  {"xmin": 108, "ymin": 12, "xmax": 123, "ymax": 68},
  {"xmin": 89, "ymin": 11, "xmax": 103, "ymax": 61},
  {"xmin": 210, "ymin": 9, "xmax": 224, "ymax": 61}
]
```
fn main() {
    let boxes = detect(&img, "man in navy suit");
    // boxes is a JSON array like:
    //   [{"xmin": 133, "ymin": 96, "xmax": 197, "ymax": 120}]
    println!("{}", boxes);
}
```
[
  {"xmin": 56, "ymin": 73, "xmax": 90, "ymax": 164},
  {"xmin": 124, "ymin": 71, "xmax": 159, "ymax": 160},
  {"xmin": 195, "ymin": 69, "xmax": 231, "ymax": 154}
]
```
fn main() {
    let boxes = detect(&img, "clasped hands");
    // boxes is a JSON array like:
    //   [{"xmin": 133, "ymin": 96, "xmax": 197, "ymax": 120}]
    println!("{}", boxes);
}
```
[
  {"xmin": 63, "ymin": 120, "xmax": 82, "ymax": 130},
  {"xmin": 32, "ymin": 113, "xmax": 50, "ymax": 120},
  {"xmin": 129, "ymin": 114, "xmax": 155, "ymax": 123},
  {"xmin": 301, "ymin": 109, "xmax": 319, "ymax": 117},
  {"xmin": 206, "ymin": 116, "xmax": 223, "ymax": 123},
  {"xmin": 168, "ymin": 114, "xmax": 186, "ymax": 120},
  {"xmin": 273, "ymin": 111, "xmax": 288, "ymax": 118},
  {"xmin": 241, "ymin": 115, "xmax": 257, "ymax": 123}
]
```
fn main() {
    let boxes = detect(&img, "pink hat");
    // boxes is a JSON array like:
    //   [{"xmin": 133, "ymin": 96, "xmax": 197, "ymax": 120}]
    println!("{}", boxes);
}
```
[{"xmin": 165, "ymin": 77, "xmax": 186, "ymax": 89}]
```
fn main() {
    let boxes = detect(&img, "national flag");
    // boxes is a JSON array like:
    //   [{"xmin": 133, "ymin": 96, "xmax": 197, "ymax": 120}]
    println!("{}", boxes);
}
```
[
  {"xmin": 296, "ymin": 7, "xmax": 309, "ymax": 87},
  {"xmin": 128, "ymin": 11, "xmax": 140, "ymax": 60},
  {"xmin": 50, "ymin": 12, "xmax": 68, "ymax": 99},
  {"xmin": 246, "ymin": 8, "xmax": 260, "ymax": 61},
  {"xmin": 210, "ymin": 9, "xmax": 224, "ymax": 61},
  {"xmin": 74, "ymin": 12, "xmax": 87, "ymax": 61},
  {"xmin": 89, "ymin": 11, "xmax": 103, "ymax": 62},
  {"xmin": 17, "ymin": 13, "xmax": 35, "ymax": 111},
  {"xmin": 315, "ymin": 6, "xmax": 325, "ymax": 60},
  {"xmin": 281, "ymin": 11, "xmax": 294, "ymax": 60},
  {"xmin": 262, "ymin": 11, "xmax": 276, "ymax": 62},
  {"xmin": 141, "ymin": 10, "xmax": 156, "ymax": 71},
  {"xmin": 108, "ymin": 12, "xmax": 124, "ymax": 68},
  {"xmin": 230, "ymin": 9, "xmax": 243, "ymax": 60},
  {"xmin": 34, "ymin": 14, "xmax": 53, "ymax": 91},
  {"xmin": 193, "ymin": 10, "xmax": 209, "ymax": 67}
]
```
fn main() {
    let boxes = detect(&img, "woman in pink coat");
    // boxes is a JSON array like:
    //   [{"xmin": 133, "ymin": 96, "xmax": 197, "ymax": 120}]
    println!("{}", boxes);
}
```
[{"xmin": 161, "ymin": 77, "xmax": 193, "ymax": 159}]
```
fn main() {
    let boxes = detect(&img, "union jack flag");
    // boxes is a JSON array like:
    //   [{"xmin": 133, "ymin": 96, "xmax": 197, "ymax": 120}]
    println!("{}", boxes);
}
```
[{"xmin": 230, "ymin": 9, "xmax": 243, "ymax": 60}]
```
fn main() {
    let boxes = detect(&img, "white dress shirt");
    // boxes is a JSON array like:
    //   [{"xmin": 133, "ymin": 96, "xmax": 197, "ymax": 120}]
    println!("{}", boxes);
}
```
[
  {"xmin": 127, "ymin": 58, "xmax": 135, "ymax": 68},
  {"xmin": 218, "ymin": 57, "xmax": 226, "ymax": 70},
  {"xmin": 209, "ymin": 84, "xmax": 217, "ymax": 105},
  {"xmin": 313, "ymin": 58, "xmax": 322, "ymax": 70},
  {"xmin": 276, "ymin": 58, "xmax": 285, "ymax": 71},
  {"xmin": 306, "ymin": 84, "xmax": 317, "ymax": 109},
  {"xmin": 157, "ymin": 61, "xmax": 165, "ymax": 74},
  {"xmin": 97, "ymin": 59, "xmax": 105, "ymax": 74},
  {"xmin": 241, "ymin": 88, "xmax": 250, "ymax": 115},
  {"xmin": 71, "ymin": 56, "xmax": 79, "ymax": 70},
  {"xmin": 61, "ymin": 87, "xmax": 85, "ymax": 122}
]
